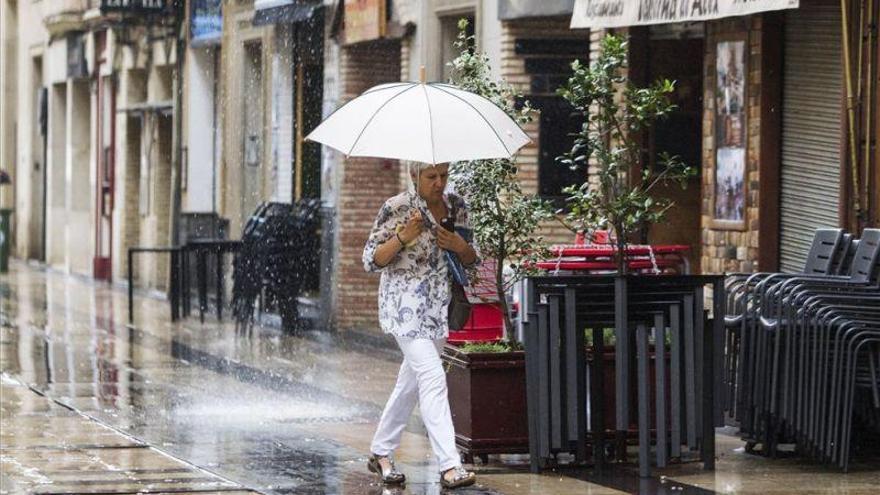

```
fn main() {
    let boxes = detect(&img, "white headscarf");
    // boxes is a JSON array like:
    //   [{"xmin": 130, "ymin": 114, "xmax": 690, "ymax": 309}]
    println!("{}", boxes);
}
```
[{"xmin": 405, "ymin": 161, "xmax": 458, "ymax": 198}]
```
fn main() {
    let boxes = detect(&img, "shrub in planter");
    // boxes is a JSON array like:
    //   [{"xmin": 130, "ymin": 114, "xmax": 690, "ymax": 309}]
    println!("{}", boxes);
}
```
[
  {"xmin": 441, "ymin": 19, "xmax": 549, "ymax": 459},
  {"xmin": 447, "ymin": 19, "xmax": 552, "ymax": 340}
]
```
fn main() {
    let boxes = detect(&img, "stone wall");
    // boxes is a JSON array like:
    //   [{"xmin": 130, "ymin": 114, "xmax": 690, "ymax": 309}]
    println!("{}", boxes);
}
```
[{"xmin": 700, "ymin": 16, "xmax": 764, "ymax": 274}]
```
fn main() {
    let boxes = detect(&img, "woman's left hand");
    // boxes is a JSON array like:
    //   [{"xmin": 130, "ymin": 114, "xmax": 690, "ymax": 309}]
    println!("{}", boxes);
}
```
[{"xmin": 436, "ymin": 226, "xmax": 468, "ymax": 254}]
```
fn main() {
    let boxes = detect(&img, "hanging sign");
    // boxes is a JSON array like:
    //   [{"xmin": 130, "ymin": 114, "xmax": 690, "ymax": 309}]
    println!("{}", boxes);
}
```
[
  {"xmin": 191, "ymin": 0, "xmax": 223, "ymax": 46},
  {"xmin": 344, "ymin": 0, "xmax": 387, "ymax": 45},
  {"xmin": 570, "ymin": 0, "xmax": 799, "ymax": 29},
  {"xmin": 100, "ymin": 0, "xmax": 168, "ymax": 14}
]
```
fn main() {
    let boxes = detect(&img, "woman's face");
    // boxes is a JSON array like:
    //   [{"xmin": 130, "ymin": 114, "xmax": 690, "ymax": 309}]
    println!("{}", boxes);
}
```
[{"xmin": 416, "ymin": 164, "xmax": 449, "ymax": 203}]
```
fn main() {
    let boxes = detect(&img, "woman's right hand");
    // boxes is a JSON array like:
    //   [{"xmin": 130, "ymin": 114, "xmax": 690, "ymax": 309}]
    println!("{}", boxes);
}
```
[{"xmin": 398, "ymin": 210, "xmax": 424, "ymax": 244}]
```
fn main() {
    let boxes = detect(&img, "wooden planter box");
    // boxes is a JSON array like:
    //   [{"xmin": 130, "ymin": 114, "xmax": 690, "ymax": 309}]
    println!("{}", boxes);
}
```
[{"xmin": 442, "ymin": 345, "xmax": 529, "ymax": 462}]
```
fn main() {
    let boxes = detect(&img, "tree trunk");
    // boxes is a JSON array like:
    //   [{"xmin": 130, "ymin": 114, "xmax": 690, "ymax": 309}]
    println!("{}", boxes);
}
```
[
  {"xmin": 615, "ymin": 223, "xmax": 627, "ymax": 275},
  {"xmin": 495, "ymin": 254, "xmax": 514, "ymax": 343}
]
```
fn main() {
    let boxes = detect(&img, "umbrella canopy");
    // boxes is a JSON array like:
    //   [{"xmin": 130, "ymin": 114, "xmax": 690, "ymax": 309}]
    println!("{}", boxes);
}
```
[{"xmin": 306, "ymin": 82, "xmax": 530, "ymax": 165}]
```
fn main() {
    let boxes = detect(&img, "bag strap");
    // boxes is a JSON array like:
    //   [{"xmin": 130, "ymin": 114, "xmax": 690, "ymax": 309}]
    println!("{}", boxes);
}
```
[{"xmin": 448, "ymin": 194, "xmax": 458, "ymax": 229}]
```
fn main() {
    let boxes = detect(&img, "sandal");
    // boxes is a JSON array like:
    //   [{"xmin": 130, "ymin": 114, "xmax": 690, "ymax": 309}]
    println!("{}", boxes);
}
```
[
  {"xmin": 440, "ymin": 466, "xmax": 476, "ymax": 489},
  {"xmin": 367, "ymin": 454, "xmax": 406, "ymax": 485}
]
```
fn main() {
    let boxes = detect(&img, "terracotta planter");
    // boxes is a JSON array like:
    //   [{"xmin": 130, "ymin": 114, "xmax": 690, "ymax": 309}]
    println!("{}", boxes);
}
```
[{"xmin": 442, "ymin": 345, "xmax": 529, "ymax": 462}]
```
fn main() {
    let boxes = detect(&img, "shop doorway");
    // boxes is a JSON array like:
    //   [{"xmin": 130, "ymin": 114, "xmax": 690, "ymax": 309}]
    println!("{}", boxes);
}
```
[{"xmin": 641, "ymin": 29, "xmax": 704, "ymax": 271}]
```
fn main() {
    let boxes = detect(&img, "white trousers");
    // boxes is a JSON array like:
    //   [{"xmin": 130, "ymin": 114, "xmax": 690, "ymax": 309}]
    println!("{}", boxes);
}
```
[{"xmin": 370, "ymin": 336, "xmax": 460, "ymax": 472}]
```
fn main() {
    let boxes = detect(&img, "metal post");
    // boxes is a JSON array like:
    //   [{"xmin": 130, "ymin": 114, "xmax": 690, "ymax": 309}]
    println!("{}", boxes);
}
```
[
  {"xmin": 216, "ymin": 248, "xmax": 223, "ymax": 320},
  {"xmin": 655, "ymin": 312, "xmax": 668, "ymax": 468},
  {"xmin": 198, "ymin": 247, "xmax": 208, "ymax": 324},
  {"xmin": 592, "ymin": 326, "xmax": 606, "ymax": 470},
  {"xmin": 128, "ymin": 249, "xmax": 134, "ymax": 324},
  {"xmin": 170, "ymin": 249, "xmax": 180, "ymax": 322},
  {"xmin": 614, "ymin": 275, "xmax": 629, "ymax": 461},
  {"xmin": 637, "ymin": 323, "xmax": 650, "ymax": 478}
]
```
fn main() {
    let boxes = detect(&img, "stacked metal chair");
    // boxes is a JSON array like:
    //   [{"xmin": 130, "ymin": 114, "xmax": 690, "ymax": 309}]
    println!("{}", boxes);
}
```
[
  {"xmin": 725, "ymin": 228, "xmax": 880, "ymax": 470},
  {"xmin": 723, "ymin": 228, "xmax": 848, "ymax": 417}
]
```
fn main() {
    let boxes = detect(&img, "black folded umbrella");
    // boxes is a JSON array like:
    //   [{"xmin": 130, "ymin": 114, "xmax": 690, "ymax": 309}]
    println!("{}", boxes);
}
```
[{"xmin": 0, "ymin": 169, "xmax": 10, "ymax": 185}]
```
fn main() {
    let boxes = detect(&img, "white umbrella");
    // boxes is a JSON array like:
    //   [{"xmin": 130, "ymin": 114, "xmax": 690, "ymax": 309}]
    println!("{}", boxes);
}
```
[{"xmin": 305, "ymin": 80, "xmax": 530, "ymax": 165}]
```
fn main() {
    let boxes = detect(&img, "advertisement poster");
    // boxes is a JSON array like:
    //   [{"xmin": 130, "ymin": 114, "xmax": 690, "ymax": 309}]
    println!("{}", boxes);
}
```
[{"xmin": 713, "ymin": 39, "xmax": 747, "ymax": 229}]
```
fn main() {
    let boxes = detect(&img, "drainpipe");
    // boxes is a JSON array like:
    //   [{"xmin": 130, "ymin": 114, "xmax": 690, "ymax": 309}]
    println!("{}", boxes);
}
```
[
  {"xmin": 863, "ymin": 0, "xmax": 874, "ymax": 228},
  {"xmin": 841, "ymin": 0, "xmax": 863, "ymax": 225},
  {"xmin": 169, "ymin": 0, "xmax": 185, "ymax": 247}
]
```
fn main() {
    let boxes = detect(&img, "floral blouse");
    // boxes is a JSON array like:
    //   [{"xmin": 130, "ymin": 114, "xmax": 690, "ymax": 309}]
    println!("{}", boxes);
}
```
[{"xmin": 363, "ymin": 191, "xmax": 476, "ymax": 340}]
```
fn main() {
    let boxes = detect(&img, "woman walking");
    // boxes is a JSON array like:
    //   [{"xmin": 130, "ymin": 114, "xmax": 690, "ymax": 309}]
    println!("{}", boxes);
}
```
[{"xmin": 363, "ymin": 163, "xmax": 478, "ymax": 489}]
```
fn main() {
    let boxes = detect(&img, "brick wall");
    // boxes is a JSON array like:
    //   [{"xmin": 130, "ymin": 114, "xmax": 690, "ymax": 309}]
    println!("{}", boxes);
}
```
[
  {"xmin": 336, "ymin": 40, "xmax": 403, "ymax": 331},
  {"xmin": 700, "ymin": 16, "xmax": 763, "ymax": 274},
  {"xmin": 499, "ymin": 17, "xmax": 590, "ymax": 246}
]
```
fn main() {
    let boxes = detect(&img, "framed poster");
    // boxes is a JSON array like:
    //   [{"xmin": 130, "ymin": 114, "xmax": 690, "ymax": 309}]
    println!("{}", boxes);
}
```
[{"xmin": 712, "ymin": 36, "xmax": 748, "ymax": 230}]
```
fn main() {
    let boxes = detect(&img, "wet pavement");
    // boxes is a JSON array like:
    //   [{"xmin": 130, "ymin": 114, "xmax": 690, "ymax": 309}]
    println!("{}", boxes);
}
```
[
  {"xmin": 2, "ymin": 261, "xmax": 879, "ymax": 494},
  {"xmin": 1, "ymin": 376, "xmax": 255, "ymax": 494}
]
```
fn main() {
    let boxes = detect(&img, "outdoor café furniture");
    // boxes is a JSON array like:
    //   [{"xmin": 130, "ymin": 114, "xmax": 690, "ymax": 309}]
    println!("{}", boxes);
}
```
[
  {"xmin": 740, "ymin": 229, "xmax": 879, "ymax": 436},
  {"xmin": 535, "ymin": 244, "xmax": 691, "ymax": 275},
  {"xmin": 522, "ymin": 273, "xmax": 725, "ymax": 478},
  {"xmin": 126, "ymin": 240, "xmax": 242, "ymax": 325},
  {"xmin": 127, "ymin": 246, "xmax": 183, "ymax": 324},
  {"xmin": 724, "ymin": 228, "xmax": 880, "ymax": 470},
  {"xmin": 722, "ymin": 228, "xmax": 848, "ymax": 416},
  {"xmin": 181, "ymin": 239, "xmax": 242, "ymax": 323}
]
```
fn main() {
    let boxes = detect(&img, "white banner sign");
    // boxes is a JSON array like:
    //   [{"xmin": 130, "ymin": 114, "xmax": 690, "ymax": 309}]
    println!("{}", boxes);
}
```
[{"xmin": 571, "ymin": 0, "xmax": 799, "ymax": 29}]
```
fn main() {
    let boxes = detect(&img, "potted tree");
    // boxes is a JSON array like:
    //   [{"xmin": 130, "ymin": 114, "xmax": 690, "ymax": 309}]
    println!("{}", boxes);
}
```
[
  {"xmin": 556, "ymin": 34, "xmax": 693, "ymax": 273},
  {"xmin": 441, "ymin": 19, "xmax": 552, "ymax": 462},
  {"xmin": 555, "ymin": 34, "xmax": 694, "ymax": 452}
]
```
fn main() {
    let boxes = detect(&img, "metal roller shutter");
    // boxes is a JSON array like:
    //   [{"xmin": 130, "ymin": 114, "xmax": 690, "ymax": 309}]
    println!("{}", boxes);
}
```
[{"xmin": 779, "ymin": 1, "xmax": 842, "ymax": 273}]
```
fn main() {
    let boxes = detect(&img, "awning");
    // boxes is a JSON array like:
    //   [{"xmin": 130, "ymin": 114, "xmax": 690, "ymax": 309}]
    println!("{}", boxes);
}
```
[
  {"xmin": 253, "ymin": 0, "xmax": 320, "ymax": 26},
  {"xmin": 570, "ymin": 0, "xmax": 799, "ymax": 29},
  {"xmin": 499, "ymin": 0, "xmax": 574, "ymax": 20}
]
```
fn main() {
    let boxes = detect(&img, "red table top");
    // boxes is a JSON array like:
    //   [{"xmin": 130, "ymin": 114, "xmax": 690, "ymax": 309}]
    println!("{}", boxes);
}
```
[
  {"xmin": 548, "ymin": 244, "xmax": 691, "ymax": 257},
  {"xmin": 534, "ymin": 259, "xmax": 681, "ymax": 271},
  {"xmin": 534, "ymin": 244, "xmax": 691, "ymax": 273}
]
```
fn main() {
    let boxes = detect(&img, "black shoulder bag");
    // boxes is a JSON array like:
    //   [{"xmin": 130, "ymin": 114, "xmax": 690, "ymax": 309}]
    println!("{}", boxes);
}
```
[{"xmin": 443, "ymin": 198, "xmax": 472, "ymax": 330}]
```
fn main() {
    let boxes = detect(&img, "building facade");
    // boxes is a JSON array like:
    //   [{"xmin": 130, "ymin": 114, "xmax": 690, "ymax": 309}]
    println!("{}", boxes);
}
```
[
  {"xmin": 1, "ymin": 0, "xmax": 182, "ymax": 292},
  {"xmin": 4, "ymin": 0, "xmax": 875, "ymax": 336},
  {"xmin": 570, "ymin": 0, "xmax": 879, "ymax": 274}
]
